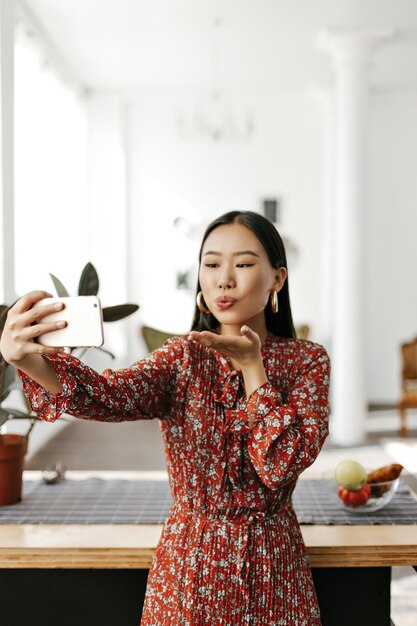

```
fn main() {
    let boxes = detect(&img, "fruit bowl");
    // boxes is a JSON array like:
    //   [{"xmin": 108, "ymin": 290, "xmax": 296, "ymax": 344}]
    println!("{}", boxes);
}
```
[{"xmin": 325, "ymin": 470, "xmax": 400, "ymax": 513}]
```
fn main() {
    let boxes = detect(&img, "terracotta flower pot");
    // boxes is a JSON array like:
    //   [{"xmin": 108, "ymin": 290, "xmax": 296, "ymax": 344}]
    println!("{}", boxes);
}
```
[{"xmin": 0, "ymin": 434, "xmax": 28, "ymax": 506}]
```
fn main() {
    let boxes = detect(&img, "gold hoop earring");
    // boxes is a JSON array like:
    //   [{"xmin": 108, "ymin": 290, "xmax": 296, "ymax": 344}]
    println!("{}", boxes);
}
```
[
  {"xmin": 197, "ymin": 291, "xmax": 210, "ymax": 314},
  {"xmin": 271, "ymin": 291, "xmax": 279, "ymax": 314}
]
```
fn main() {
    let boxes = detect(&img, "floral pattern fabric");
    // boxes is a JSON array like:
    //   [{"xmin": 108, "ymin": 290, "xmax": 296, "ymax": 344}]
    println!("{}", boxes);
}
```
[{"xmin": 19, "ymin": 333, "xmax": 331, "ymax": 626}]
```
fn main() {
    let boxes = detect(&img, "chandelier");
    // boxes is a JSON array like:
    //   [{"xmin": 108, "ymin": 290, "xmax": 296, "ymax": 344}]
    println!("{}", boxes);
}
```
[{"xmin": 176, "ymin": 17, "xmax": 255, "ymax": 143}]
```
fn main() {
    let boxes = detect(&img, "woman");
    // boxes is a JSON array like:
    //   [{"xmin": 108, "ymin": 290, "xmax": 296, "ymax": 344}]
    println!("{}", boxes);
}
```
[{"xmin": 0, "ymin": 210, "xmax": 330, "ymax": 625}]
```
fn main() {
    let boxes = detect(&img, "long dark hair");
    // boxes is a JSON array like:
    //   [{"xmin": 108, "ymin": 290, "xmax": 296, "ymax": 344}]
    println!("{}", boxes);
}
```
[{"xmin": 190, "ymin": 211, "xmax": 296, "ymax": 338}]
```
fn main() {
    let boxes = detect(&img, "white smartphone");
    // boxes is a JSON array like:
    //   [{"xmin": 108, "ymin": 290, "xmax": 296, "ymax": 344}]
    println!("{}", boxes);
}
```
[{"xmin": 31, "ymin": 296, "xmax": 104, "ymax": 348}]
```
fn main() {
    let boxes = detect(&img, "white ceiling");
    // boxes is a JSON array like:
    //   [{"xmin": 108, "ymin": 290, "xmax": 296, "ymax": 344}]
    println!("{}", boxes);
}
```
[{"xmin": 23, "ymin": 0, "xmax": 417, "ymax": 93}]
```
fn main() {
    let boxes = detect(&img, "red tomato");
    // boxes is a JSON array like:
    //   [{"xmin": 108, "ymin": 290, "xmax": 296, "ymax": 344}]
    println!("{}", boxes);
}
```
[{"xmin": 338, "ymin": 483, "xmax": 371, "ymax": 507}]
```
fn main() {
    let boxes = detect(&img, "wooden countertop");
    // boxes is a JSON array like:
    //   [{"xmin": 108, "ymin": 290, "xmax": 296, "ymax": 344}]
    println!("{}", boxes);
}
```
[{"xmin": 1, "ymin": 470, "xmax": 417, "ymax": 570}]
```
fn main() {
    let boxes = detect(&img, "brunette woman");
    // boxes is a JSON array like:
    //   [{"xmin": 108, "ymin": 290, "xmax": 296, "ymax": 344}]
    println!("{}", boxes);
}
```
[{"xmin": 0, "ymin": 210, "xmax": 330, "ymax": 625}]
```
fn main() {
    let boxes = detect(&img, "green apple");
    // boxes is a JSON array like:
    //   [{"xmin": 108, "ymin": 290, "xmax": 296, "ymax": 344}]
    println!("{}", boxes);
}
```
[{"xmin": 334, "ymin": 460, "xmax": 367, "ymax": 491}]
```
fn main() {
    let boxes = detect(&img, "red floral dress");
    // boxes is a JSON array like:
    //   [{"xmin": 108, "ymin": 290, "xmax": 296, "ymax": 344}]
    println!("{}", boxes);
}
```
[{"xmin": 19, "ymin": 333, "xmax": 330, "ymax": 626}]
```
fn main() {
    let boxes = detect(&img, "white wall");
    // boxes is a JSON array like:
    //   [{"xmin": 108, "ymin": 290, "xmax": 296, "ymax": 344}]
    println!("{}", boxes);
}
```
[
  {"xmin": 85, "ymin": 86, "xmax": 417, "ymax": 405},
  {"xmin": 14, "ymin": 29, "xmax": 90, "ymax": 301},
  {"xmin": 123, "ymin": 87, "xmax": 417, "ymax": 404},
  {"xmin": 125, "ymin": 89, "xmax": 325, "ymax": 365},
  {"xmin": 84, "ymin": 94, "xmax": 131, "ymax": 371}
]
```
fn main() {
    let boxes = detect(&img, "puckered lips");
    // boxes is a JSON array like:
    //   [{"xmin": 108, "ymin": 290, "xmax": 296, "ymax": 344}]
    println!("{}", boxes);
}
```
[{"xmin": 215, "ymin": 296, "xmax": 237, "ymax": 309}]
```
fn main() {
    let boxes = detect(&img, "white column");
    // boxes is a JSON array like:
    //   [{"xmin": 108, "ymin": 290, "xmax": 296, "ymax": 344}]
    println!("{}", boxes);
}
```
[
  {"xmin": 309, "ymin": 85, "xmax": 336, "ymax": 350},
  {"xmin": 317, "ymin": 29, "xmax": 394, "ymax": 445},
  {"xmin": 0, "ymin": 0, "xmax": 15, "ymax": 304}
]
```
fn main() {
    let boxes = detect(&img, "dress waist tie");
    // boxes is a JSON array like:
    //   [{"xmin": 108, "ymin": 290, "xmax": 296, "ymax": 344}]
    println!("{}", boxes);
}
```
[{"xmin": 170, "ymin": 501, "xmax": 288, "ymax": 619}]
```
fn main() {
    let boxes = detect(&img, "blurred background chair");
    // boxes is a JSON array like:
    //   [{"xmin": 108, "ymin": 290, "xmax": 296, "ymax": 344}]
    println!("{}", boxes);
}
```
[
  {"xmin": 398, "ymin": 336, "xmax": 417, "ymax": 437},
  {"xmin": 141, "ymin": 323, "xmax": 310, "ymax": 353},
  {"xmin": 295, "ymin": 324, "xmax": 310, "ymax": 340},
  {"xmin": 141, "ymin": 326, "xmax": 175, "ymax": 353}
]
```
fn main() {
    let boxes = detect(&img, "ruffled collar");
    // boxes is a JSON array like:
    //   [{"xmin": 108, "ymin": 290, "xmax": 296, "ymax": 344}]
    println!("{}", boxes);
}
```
[{"xmin": 211, "ymin": 333, "xmax": 277, "ymax": 490}]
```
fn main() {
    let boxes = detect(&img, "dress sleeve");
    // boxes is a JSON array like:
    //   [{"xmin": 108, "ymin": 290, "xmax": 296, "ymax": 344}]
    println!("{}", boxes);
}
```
[
  {"xmin": 18, "ymin": 336, "xmax": 187, "ymax": 424},
  {"xmin": 235, "ymin": 344, "xmax": 330, "ymax": 490}
]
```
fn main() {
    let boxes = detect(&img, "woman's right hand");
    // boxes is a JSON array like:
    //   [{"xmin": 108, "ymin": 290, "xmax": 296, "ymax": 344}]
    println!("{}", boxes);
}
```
[{"xmin": 0, "ymin": 290, "xmax": 66, "ymax": 365}]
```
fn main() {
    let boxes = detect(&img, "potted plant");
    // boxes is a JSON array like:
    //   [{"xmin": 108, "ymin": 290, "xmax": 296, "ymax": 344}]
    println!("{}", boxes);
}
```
[
  {"xmin": 0, "ymin": 342, "xmax": 31, "ymax": 505},
  {"xmin": 0, "ymin": 262, "xmax": 139, "ymax": 505}
]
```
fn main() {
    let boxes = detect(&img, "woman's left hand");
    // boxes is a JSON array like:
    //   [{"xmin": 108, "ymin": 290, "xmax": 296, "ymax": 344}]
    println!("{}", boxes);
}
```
[{"xmin": 188, "ymin": 326, "xmax": 262, "ymax": 369}]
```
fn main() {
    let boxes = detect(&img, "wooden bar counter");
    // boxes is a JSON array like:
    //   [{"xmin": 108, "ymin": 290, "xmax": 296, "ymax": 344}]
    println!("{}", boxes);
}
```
[
  {"xmin": 1, "ymin": 470, "xmax": 416, "ymax": 626},
  {"xmin": 1, "ymin": 470, "xmax": 416, "ymax": 569},
  {"xmin": 2, "ymin": 510, "xmax": 417, "ymax": 570}
]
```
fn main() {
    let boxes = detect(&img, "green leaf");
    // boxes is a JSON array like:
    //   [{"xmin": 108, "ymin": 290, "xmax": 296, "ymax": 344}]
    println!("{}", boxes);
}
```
[
  {"xmin": 4, "ymin": 362, "xmax": 16, "ymax": 390},
  {"xmin": 102, "ymin": 304, "xmax": 139, "ymax": 322},
  {"xmin": 78, "ymin": 262, "xmax": 99, "ymax": 296},
  {"xmin": 1, "ymin": 362, "xmax": 20, "ymax": 401},
  {"xmin": 7, "ymin": 379, "xmax": 22, "ymax": 391},
  {"xmin": 0, "ymin": 409, "xmax": 10, "ymax": 427},
  {"xmin": 49, "ymin": 274, "xmax": 69, "ymax": 297},
  {"xmin": 20, "ymin": 388, "xmax": 32, "ymax": 414},
  {"xmin": 0, "ymin": 305, "xmax": 9, "ymax": 331},
  {"xmin": 1, "ymin": 407, "xmax": 31, "ymax": 418}
]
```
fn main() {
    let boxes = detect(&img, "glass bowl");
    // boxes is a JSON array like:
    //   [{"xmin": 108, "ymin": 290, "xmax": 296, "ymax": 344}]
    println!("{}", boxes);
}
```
[{"xmin": 324, "ymin": 469, "xmax": 400, "ymax": 513}]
